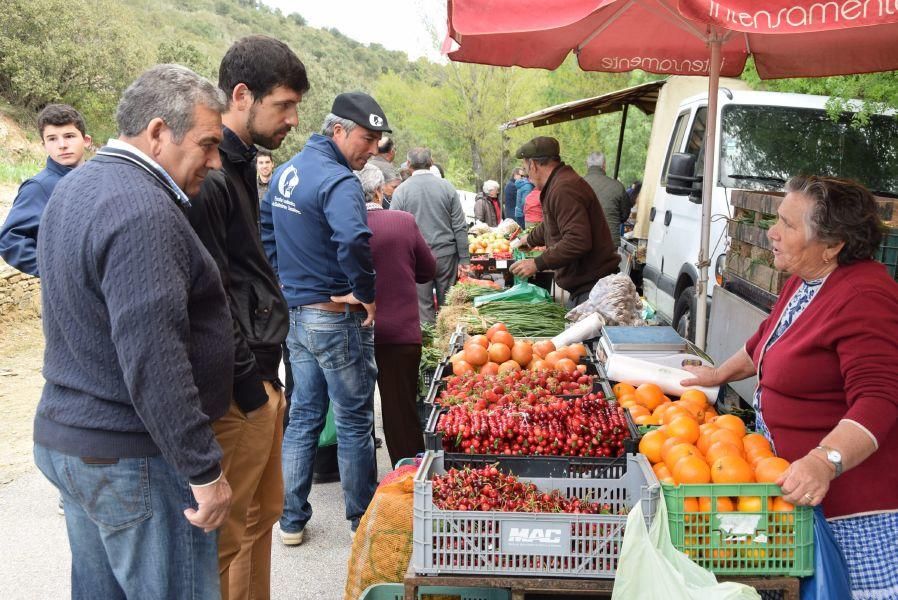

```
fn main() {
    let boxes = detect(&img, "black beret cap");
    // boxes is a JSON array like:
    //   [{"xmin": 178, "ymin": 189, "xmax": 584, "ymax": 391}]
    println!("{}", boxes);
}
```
[
  {"xmin": 515, "ymin": 136, "xmax": 560, "ymax": 159},
  {"xmin": 331, "ymin": 92, "xmax": 391, "ymax": 132}
]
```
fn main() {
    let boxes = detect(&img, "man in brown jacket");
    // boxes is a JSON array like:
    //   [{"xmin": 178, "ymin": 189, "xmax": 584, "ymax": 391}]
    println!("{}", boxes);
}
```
[{"xmin": 510, "ymin": 136, "xmax": 619, "ymax": 307}]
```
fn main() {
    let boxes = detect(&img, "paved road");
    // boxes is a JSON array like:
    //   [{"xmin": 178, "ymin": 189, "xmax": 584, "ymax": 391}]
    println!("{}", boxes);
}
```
[{"xmin": 0, "ymin": 414, "xmax": 395, "ymax": 600}]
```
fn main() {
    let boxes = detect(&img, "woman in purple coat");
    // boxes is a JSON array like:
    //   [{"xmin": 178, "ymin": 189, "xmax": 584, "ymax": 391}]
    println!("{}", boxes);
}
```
[{"xmin": 358, "ymin": 164, "xmax": 436, "ymax": 464}]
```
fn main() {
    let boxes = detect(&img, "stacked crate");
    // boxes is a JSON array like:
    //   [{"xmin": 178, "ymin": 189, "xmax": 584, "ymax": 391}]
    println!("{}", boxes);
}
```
[{"xmin": 727, "ymin": 189, "xmax": 898, "ymax": 296}]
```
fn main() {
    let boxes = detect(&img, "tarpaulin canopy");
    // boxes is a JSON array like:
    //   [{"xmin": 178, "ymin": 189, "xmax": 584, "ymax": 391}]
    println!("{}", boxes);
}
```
[{"xmin": 444, "ymin": 0, "xmax": 898, "ymax": 348}]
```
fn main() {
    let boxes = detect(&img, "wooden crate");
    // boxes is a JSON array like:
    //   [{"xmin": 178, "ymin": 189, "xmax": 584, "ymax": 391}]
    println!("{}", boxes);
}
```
[{"xmin": 726, "ymin": 254, "xmax": 789, "ymax": 295}]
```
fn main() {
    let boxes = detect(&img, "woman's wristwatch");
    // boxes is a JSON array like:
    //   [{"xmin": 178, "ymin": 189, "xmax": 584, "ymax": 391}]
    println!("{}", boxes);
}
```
[{"xmin": 815, "ymin": 445, "xmax": 843, "ymax": 477}]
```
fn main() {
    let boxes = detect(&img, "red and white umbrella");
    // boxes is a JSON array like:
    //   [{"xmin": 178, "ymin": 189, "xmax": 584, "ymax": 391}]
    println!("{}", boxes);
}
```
[{"xmin": 444, "ymin": 0, "xmax": 898, "ymax": 347}]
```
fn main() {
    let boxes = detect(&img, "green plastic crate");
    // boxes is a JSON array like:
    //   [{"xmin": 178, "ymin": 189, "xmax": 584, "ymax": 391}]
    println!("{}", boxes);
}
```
[
  {"xmin": 662, "ymin": 482, "xmax": 813, "ymax": 576},
  {"xmin": 358, "ymin": 582, "xmax": 509, "ymax": 600},
  {"xmin": 875, "ymin": 229, "xmax": 898, "ymax": 282}
]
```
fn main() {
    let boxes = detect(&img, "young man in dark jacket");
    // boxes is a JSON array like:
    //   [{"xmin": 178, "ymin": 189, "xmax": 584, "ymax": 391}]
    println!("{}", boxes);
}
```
[
  {"xmin": 510, "ymin": 136, "xmax": 619, "ymax": 307},
  {"xmin": 186, "ymin": 36, "xmax": 309, "ymax": 600},
  {"xmin": 0, "ymin": 104, "xmax": 91, "ymax": 276}
]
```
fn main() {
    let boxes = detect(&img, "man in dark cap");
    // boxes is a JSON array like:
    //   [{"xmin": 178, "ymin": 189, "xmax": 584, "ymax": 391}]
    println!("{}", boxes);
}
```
[
  {"xmin": 510, "ymin": 136, "xmax": 619, "ymax": 307},
  {"xmin": 260, "ymin": 91, "xmax": 389, "ymax": 545}
]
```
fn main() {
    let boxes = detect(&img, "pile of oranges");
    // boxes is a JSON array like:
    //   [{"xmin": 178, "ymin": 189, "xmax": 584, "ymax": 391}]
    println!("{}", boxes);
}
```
[
  {"xmin": 449, "ymin": 323, "xmax": 589, "ymax": 376},
  {"xmin": 620, "ymin": 382, "xmax": 795, "ymax": 512}
]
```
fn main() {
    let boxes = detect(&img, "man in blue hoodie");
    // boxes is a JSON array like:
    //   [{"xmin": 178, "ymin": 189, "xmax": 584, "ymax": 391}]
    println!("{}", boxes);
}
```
[
  {"xmin": 514, "ymin": 169, "xmax": 535, "ymax": 229},
  {"xmin": 261, "ymin": 92, "xmax": 388, "ymax": 544},
  {"xmin": 0, "ymin": 104, "xmax": 91, "ymax": 275}
]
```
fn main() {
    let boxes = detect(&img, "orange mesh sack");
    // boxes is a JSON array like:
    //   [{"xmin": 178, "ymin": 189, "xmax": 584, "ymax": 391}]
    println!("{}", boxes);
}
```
[{"xmin": 344, "ymin": 467, "xmax": 417, "ymax": 600}]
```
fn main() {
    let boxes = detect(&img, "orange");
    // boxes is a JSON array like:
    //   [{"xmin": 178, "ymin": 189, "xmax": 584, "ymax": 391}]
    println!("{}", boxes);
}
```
[
  {"xmin": 709, "ymin": 428, "xmax": 744, "ymax": 452},
  {"xmin": 628, "ymin": 405, "xmax": 650, "ymax": 419},
  {"xmin": 674, "ymin": 455, "xmax": 712, "ymax": 484},
  {"xmin": 699, "ymin": 496, "xmax": 735, "ymax": 512},
  {"xmin": 678, "ymin": 400, "xmax": 707, "ymax": 422},
  {"xmin": 634, "ymin": 415, "xmax": 660, "ymax": 426},
  {"xmin": 711, "ymin": 456, "xmax": 755, "ymax": 484},
  {"xmin": 565, "ymin": 343, "xmax": 588, "ymax": 360},
  {"xmin": 635, "ymin": 383, "xmax": 665, "ymax": 411},
  {"xmin": 664, "ymin": 443, "xmax": 702, "ymax": 472},
  {"xmin": 684, "ymin": 497, "xmax": 700, "ymax": 513},
  {"xmin": 747, "ymin": 448, "xmax": 776, "ymax": 468},
  {"xmin": 510, "ymin": 341, "xmax": 533, "ymax": 367},
  {"xmin": 488, "ymin": 343, "xmax": 512, "ymax": 364},
  {"xmin": 705, "ymin": 441, "xmax": 744, "ymax": 466},
  {"xmin": 480, "ymin": 362, "xmax": 500, "ymax": 376},
  {"xmin": 529, "ymin": 359, "xmax": 546, "ymax": 372},
  {"xmin": 613, "ymin": 382, "xmax": 637, "ymax": 398},
  {"xmin": 618, "ymin": 392, "xmax": 637, "ymax": 406},
  {"xmin": 639, "ymin": 429, "xmax": 669, "ymax": 464},
  {"xmin": 666, "ymin": 415, "xmax": 700, "ymax": 444},
  {"xmin": 737, "ymin": 496, "xmax": 763, "ymax": 512},
  {"xmin": 743, "ymin": 433, "xmax": 773, "ymax": 455},
  {"xmin": 660, "ymin": 436, "xmax": 686, "ymax": 460},
  {"xmin": 466, "ymin": 334, "xmax": 490, "ymax": 349},
  {"xmin": 652, "ymin": 402, "xmax": 674, "ymax": 419},
  {"xmin": 754, "ymin": 456, "xmax": 791, "ymax": 483},
  {"xmin": 714, "ymin": 414, "xmax": 747, "ymax": 438},
  {"xmin": 554, "ymin": 358, "xmax": 578, "ymax": 373},
  {"xmin": 485, "ymin": 322, "xmax": 507, "ymax": 341},
  {"xmin": 452, "ymin": 360, "xmax": 474, "ymax": 375},
  {"xmin": 491, "ymin": 330, "xmax": 515, "ymax": 348},
  {"xmin": 463, "ymin": 344, "xmax": 489, "ymax": 366},
  {"xmin": 532, "ymin": 339, "xmax": 555, "ymax": 358},
  {"xmin": 679, "ymin": 389, "xmax": 708, "ymax": 407},
  {"xmin": 542, "ymin": 350, "xmax": 565, "ymax": 368},
  {"xmin": 702, "ymin": 406, "xmax": 719, "ymax": 423},
  {"xmin": 653, "ymin": 462, "xmax": 672, "ymax": 479},
  {"xmin": 662, "ymin": 406, "xmax": 693, "ymax": 425},
  {"xmin": 498, "ymin": 360, "xmax": 521, "ymax": 374},
  {"xmin": 771, "ymin": 497, "xmax": 794, "ymax": 512}
]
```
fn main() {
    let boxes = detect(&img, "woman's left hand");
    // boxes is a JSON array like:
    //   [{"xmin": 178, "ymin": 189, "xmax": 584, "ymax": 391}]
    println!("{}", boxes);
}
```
[{"xmin": 776, "ymin": 453, "xmax": 835, "ymax": 507}]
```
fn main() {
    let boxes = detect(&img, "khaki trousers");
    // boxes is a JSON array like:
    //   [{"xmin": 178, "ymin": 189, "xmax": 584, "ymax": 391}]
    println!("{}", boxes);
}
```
[{"xmin": 213, "ymin": 382, "xmax": 286, "ymax": 600}]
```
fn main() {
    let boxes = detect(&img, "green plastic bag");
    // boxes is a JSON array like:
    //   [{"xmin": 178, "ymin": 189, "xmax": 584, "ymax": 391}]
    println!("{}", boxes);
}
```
[
  {"xmin": 473, "ymin": 282, "xmax": 551, "ymax": 307},
  {"xmin": 318, "ymin": 404, "xmax": 337, "ymax": 447},
  {"xmin": 612, "ymin": 497, "xmax": 761, "ymax": 600}
]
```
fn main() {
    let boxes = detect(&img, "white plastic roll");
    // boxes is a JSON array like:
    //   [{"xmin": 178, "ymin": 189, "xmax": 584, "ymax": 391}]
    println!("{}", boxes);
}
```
[
  {"xmin": 551, "ymin": 313, "xmax": 604, "ymax": 348},
  {"xmin": 605, "ymin": 353, "xmax": 719, "ymax": 402}
]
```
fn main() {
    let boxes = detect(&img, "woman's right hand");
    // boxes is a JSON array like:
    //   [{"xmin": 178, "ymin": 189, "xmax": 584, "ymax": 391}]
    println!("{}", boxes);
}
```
[{"xmin": 680, "ymin": 365, "xmax": 722, "ymax": 387}]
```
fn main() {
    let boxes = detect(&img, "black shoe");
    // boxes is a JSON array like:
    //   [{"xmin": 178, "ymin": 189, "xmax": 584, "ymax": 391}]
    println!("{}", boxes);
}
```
[
  {"xmin": 374, "ymin": 436, "xmax": 383, "ymax": 449},
  {"xmin": 312, "ymin": 471, "xmax": 340, "ymax": 484}
]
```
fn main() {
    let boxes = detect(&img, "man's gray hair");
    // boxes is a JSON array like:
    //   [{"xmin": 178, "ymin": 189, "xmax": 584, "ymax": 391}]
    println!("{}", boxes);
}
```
[
  {"xmin": 586, "ymin": 152, "xmax": 606, "ymax": 170},
  {"xmin": 482, "ymin": 180, "xmax": 500, "ymax": 194},
  {"xmin": 357, "ymin": 163, "xmax": 384, "ymax": 202},
  {"xmin": 116, "ymin": 64, "xmax": 227, "ymax": 143},
  {"xmin": 321, "ymin": 113, "xmax": 358, "ymax": 137},
  {"xmin": 407, "ymin": 147, "xmax": 432, "ymax": 170}
]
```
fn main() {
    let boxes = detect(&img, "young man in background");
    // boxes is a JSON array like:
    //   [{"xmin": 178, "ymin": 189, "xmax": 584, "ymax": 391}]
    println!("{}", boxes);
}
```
[{"xmin": 0, "ymin": 104, "xmax": 91, "ymax": 276}]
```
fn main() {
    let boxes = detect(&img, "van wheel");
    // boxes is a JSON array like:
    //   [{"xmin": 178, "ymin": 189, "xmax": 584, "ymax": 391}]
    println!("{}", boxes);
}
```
[{"xmin": 673, "ymin": 286, "xmax": 696, "ymax": 342}]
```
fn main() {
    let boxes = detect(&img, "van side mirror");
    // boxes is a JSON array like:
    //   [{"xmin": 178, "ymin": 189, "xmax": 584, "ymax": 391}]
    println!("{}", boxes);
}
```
[{"xmin": 666, "ymin": 153, "xmax": 702, "ymax": 202}]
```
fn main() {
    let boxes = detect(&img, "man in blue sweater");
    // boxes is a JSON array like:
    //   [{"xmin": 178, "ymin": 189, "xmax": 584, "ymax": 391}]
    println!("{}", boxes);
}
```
[
  {"xmin": 0, "ymin": 104, "xmax": 91, "ymax": 275},
  {"xmin": 34, "ymin": 64, "xmax": 233, "ymax": 599},
  {"xmin": 261, "ymin": 92, "xmax": 388, "ymax": 544}
]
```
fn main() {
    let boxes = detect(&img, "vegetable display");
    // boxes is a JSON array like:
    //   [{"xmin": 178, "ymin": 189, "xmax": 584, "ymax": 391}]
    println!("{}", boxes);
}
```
[{"xmin": 476, "ymin": 301, "xmax": 567, "ymax": 337}]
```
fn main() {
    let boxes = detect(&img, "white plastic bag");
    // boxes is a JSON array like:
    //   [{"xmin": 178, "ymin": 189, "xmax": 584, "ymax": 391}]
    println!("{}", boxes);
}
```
[
  {"xmin": 566, "ymin": 274, "xmax": 643, "ymax": 325},
  {"xmin": 612, "ymin": 498, "xmax": 761, "ymax": 600}
]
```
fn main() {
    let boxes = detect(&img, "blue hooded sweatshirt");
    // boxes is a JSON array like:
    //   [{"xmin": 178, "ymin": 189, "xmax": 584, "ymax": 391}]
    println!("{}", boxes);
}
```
[
  {"xmin": 514, "ymin": 177, "xmax": 535, "ymax": 219},
  {"xmin": 260, "ymin": 134, "xmax": 375, "ymax": 307},
  {"xmin": 0, "ymin": 157, "xmax": 73, "ymax": 276}
]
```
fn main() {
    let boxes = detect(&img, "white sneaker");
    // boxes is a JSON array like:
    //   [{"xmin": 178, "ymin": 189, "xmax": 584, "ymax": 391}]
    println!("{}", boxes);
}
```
[
  {"xmin": 280, "ymin": 528, "xmax": 304, "ymax": 546},
  {"xmin": 57, "ymin": 498, "xmax": 65, "ymax": 516}
]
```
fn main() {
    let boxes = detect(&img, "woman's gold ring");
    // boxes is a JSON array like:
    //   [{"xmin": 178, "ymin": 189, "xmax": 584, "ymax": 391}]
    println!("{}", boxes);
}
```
[{"xmin": 803, "ymin": 493, "xmax": 814, "ymax": 503}]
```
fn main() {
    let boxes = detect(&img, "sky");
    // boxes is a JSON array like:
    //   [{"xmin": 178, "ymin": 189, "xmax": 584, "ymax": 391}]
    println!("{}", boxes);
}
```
[{"xmin": 264, "ymin": 0, "xmax": 447, "ymax": 61}]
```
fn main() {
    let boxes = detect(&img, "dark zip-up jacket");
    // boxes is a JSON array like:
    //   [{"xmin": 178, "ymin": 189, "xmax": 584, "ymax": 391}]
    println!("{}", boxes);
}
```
[{"xmin": 188, "ymin": 127, "xmax": 288, "ymax": 414}]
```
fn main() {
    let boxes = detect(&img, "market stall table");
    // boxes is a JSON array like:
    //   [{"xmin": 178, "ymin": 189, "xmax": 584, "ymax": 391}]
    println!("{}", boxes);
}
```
[{"xmin": 404, "ymin": 562, "xmax": 799, "ymax": 600}]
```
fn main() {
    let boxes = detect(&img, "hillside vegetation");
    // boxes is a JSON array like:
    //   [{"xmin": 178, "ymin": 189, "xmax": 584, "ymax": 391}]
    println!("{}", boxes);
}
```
[{"xmin": 1, "ymin": 0, "xmax": 895, "ymax": 190}]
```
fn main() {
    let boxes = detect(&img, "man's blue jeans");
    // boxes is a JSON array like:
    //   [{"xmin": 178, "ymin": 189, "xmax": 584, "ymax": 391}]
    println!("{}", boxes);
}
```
[
  {"xmin": 280, "ymin": 307, "xmax": 377, "ymax": 534},
  {"xmin": 34, "ymin": 443, "xmax": 220, "ymax": 600}
]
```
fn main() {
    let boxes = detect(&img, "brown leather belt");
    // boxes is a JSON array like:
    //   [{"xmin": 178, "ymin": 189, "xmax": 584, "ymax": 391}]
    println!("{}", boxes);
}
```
[{"xmin": 303, "ymin": 301, "xmax": 364, "ymax": 313}]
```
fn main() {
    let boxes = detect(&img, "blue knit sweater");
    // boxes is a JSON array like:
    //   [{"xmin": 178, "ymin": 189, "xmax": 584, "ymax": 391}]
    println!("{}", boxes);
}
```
[{"xmin": 34, "ymin": 147, "xmax": 234, "ymax": 484}]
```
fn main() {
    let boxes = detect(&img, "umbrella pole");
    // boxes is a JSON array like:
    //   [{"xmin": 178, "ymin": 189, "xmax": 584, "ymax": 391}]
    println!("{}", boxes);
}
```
[
  {"xmin": 613, "ymin": 103, "xmax": 629, "ymax": 180},
  {"xmin": 695, "ymin": 35, "xmax": 722, "ymax": 351}
]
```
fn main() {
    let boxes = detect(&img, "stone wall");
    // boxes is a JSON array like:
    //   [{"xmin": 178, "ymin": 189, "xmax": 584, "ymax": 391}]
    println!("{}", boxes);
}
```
[{"xmin": 0, "ymin": 265, "xmax": 40, "ymax": 319}]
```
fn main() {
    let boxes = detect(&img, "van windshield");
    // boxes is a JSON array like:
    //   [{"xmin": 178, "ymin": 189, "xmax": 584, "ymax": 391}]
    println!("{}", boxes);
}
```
[{"xmin": 719, "ymin": 105, "xmax": 898, "ymax": 197}]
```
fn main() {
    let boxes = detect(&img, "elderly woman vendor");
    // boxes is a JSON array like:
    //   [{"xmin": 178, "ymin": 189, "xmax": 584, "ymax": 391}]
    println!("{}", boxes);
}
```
[{"xmin": 683, "ymin": 176, "xmax": 898, "ymax": 599}]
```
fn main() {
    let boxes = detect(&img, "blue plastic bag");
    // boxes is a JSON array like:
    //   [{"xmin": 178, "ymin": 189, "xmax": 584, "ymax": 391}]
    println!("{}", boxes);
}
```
[{"xmin": 800, "ymin": 506, "xmax": 851, "ymax": 600}]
